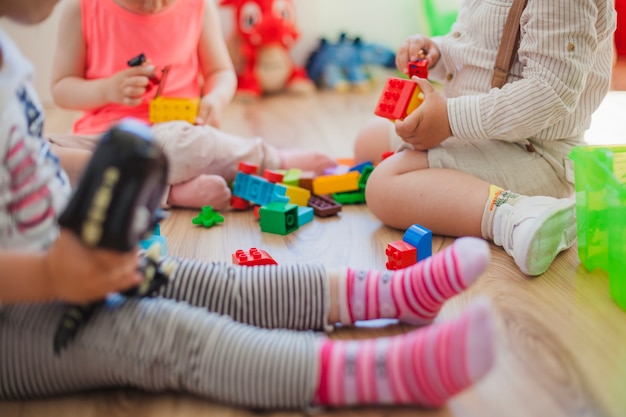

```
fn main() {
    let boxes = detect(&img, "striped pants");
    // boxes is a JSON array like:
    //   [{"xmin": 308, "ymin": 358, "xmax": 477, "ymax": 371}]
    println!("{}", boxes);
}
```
[{"xmin": 0, "ymin": 260, "xmax": 330, "ymax": 409}]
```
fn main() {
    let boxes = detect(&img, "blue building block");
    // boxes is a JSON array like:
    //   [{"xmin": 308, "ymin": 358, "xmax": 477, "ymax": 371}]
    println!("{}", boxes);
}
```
[
  {"xmin": 402, "ymin": 224, "xmax": 432, "ymax": 261},
  {"xmin": 233, "ymin": 172, "xmax": 289, "ymax": 206},
  {"xmin": 297, "ymin": 206, "xmax": 314, "ymax": 226},
  {"xmin": 140, "ymin": 223, "xmax": 167, "ymax": 256}
]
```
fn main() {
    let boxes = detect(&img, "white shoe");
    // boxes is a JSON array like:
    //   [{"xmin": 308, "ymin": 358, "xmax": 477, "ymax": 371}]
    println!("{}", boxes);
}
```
[{"xmin": 494, "ymin": 196, "xmax": 577, "ymax": 276}]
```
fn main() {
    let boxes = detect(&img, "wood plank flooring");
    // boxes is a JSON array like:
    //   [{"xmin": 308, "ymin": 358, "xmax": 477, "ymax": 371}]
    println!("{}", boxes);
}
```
[{"xmin": 2, "ymin": 86, "xmax": 626, "ymax": 417}]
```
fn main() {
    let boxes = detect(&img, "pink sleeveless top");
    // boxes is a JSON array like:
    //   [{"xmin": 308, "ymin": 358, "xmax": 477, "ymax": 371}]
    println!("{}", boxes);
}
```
[{"xmin": 74, "ymin": 0, "xmax": 204, "ymax": 134}]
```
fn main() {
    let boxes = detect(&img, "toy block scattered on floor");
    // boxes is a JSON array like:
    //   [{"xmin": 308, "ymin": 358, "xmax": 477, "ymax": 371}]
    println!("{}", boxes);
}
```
[
  {"xmin": 333, "ymin": 191, "xmax": 365, "ymax": 204},
  {"xmin": 232, "ymin": 248, "xmax": 277, "ymax": 266},
  {"xmin": 349, "ymin": 161, "xmax": 374, "ymax": 174},
  {"xmin": 192, "ymin": 206, "xmax": 224, "ymax": 228},
  {"xmin": 238, "ymin": 161, "xmax": 259, "ymax": 175},
  {"xmin": 374, "ymin": 77, "xmax": 424, "ymax": 120},
  {"xmin": 403, "ymin": 223, "xmax": 432, "ymax": 261},
  {"xmin": 386, "ymin": 240, "xmax": 417, "ymax": 270},
  {"xmin": 280, "ymin": 168, "xmax": 302, "ymax": 186},
  {"xmin": 297, "ymin": 171, "xmax": 316, "ymax": 191},
  {"xmin": 312, "ymin": 171, "xmax": 360, "ymax": 195},
  {"xmin": 284, "ymin": 184, "xmax": 312, "ymax": 206},
  {"xmin": 263, "ymin": 169, "xmax": 284, "ymax": 183},
  {"xmin": 308, "ymin": 194, "xmax": 342, "ymax": 217},
  {"xmin": 297, "ymin": 206, "xmax": 315, "ymax": 226},
  {"xmin": 259, "ymin": 202, "xmax": 300, "ymax": 235},
  {"xmin": 233, "ymin": 172, "xmax": 289, "ymax": 206}
]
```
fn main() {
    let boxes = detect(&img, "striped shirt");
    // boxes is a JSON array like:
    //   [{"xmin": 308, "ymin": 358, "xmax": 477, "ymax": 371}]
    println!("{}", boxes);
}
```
[
  {"xmin": 0, "ymin": 29, "xmax": 71, "ymax": 251},
  {"xmin": 429, "ymin": 0, "xmax": 616, "ymax": 143}
]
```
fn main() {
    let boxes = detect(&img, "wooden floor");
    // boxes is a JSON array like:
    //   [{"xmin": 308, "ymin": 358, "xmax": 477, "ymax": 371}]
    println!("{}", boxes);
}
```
[{"xmin": 2, "ymin": 84, "xmax": 626, "ymax": 417}]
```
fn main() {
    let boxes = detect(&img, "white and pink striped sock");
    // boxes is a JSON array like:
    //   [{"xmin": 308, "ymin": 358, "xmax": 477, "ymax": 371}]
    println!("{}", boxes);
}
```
[
  {"xmin": 316, "ymin": 298, "xmax": 495, "ymax": 407},
  {"xmin": 339, "ymin": 237, "xmax": 490, "ymax": 326}
]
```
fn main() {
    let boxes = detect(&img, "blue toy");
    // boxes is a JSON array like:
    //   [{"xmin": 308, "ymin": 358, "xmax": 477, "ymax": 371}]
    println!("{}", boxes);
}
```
[{"xmin": 306, "ymin": 33, "xmax": 395, "ymax": 92}]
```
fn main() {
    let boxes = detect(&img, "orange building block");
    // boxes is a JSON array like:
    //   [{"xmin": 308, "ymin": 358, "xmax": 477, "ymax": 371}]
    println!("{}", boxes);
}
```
[{"xmin": 312, "ymin": 171, "xmax": 360, "ymax": 195}]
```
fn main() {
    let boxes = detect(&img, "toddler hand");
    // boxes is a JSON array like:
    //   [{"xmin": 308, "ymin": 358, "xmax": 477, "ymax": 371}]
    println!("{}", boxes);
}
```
[
  {"xmin": 107, "ymin": 65, "xmax": 156, "ymax": 107},
  {"xmin": 196, "ymin": 94, "xmax": 224, "ymax": 128},
  {"xmin": 44, "ymin": 230, "xmax": 142, "ymax": 303},
  {"xmin": 396, "ymin": 34, "xmax": 441, "ymax": 74},
  {"xmin": 394, "ymin": 77, "xmax": 452, "ymax": 150}
]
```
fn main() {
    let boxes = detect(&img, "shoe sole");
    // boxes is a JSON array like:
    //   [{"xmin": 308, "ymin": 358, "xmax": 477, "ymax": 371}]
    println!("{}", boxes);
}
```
[{"xmin": 519, "ymin": 199, "xmax": 577, "ymax": 276}]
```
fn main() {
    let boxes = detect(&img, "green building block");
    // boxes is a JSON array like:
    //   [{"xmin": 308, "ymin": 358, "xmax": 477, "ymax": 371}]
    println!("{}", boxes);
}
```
[
  {"xmin": 259, "ymin": 202, "xmax": 299, "ymax": 235},
  {"xmin": 192, "ymin": 206, "xmax": 224, "ymax": 228}
]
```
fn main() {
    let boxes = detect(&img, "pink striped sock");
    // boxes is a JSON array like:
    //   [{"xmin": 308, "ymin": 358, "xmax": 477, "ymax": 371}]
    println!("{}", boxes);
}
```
[
  {"xmin": 339, "ymin": 237, "xmax": 490, "ymax": 326},
  {"xmin": 315, "ymin": 297, "xmax": 495, "ymax": 407}
]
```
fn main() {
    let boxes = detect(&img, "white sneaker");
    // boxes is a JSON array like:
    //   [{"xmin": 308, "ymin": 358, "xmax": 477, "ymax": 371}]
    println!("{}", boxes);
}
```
[{"xmin": 494, "ymin": 196, "xmax": 577, "ymax": 276}]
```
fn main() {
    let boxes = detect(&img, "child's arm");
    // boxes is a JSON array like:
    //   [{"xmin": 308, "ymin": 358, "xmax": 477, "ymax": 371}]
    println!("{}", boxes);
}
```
[
  {"xmin": 195, "ymin": 0, "xmax": 238, "ymax": 127},
  {"xmin": 50, "ymin": 0, "xmax": 154, "ymax": 111},
  {"xmin": 0, "ymin": 230, "xmax": 142, "ymax": 305}
]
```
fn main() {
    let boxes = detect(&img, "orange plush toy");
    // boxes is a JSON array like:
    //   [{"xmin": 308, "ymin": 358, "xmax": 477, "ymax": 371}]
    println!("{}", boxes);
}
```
[{"xmin": 220, "ymin": 0, "xmax": 315, "ymax": 98}]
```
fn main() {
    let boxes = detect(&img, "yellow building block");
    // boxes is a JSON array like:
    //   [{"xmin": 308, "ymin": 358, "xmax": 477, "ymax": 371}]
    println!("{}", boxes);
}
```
[
  {"xmin": 283, "ymin": 184, "xmax": 311, "ymax": 206},
  {"xmin": 149, "ymin": 97, "xmax": 200, "ymax": 124},
  {"xmin": 312, "ymin": 171, "xmax": 360, "ymax": 195}
]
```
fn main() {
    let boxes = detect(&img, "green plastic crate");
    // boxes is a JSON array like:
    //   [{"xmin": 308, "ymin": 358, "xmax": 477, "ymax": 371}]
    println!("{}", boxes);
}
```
[{"xmin": 569, "ymin": 145, "xmax": 626, "ymax": 310}]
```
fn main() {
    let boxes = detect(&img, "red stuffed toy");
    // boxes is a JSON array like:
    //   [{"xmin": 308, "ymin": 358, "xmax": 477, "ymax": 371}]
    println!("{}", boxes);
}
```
[{"xmin": 220, "ymin": 0, "xmax": 315, "ymax": 97}]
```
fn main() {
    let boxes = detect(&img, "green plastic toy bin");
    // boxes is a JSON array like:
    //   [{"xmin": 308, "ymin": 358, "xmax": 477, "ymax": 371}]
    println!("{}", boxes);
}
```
[{"xmin": 569, "ymin": 145, "xmax": 626, "ymax": 310}]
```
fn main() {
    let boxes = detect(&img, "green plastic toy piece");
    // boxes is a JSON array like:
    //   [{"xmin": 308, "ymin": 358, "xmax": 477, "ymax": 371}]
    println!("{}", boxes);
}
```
[
  {"xmin": 192, "ymin": 206, "xmax": 224, "ymax": 228},
  {"xmin": 259, "ymin": 202, "xmax": 299, "ymax": 235},
  {"xmin": 569, "ymin": 145, "xmax": 626, "ymax": 310}
]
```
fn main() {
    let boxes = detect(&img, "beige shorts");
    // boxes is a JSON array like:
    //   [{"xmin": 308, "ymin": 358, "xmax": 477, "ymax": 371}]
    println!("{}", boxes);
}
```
[{"xmin": 389, "ymin": 124, "xmax": 581, "ymax": 198}]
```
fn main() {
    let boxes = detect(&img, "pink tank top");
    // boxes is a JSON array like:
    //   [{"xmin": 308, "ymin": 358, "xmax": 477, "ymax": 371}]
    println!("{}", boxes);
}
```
[{"xmin": 74, "ymin": 0, "xmax": 204, "ymax": 134}]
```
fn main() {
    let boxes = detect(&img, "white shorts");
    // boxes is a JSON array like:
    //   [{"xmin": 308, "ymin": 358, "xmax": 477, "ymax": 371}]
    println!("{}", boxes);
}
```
[{"xmin": 389, "ymin": 124, "xmax": 581, "ymax": 198}]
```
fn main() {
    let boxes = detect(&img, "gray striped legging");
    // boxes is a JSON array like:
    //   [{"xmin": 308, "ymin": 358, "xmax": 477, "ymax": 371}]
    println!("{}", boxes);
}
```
[{"xmin": 0, "ymin": 259, "xmax": 331, "ymax": 409}]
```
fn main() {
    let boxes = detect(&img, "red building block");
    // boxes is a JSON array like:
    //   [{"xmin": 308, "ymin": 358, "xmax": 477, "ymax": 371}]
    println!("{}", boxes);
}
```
[
  {"xmin": 232, "ymin": 248, "xmax": 277, "ymax": 266},
  {"xmin": 385, "ymin": 240, "xmax": 417, "ymax": 270},
  {"xmin": 374, "ymin": 77, "xmax": 424, "ymax": 121},
  {"xmin": 408, "ymin": 59, "xmax": 428, "ymax": 79}
]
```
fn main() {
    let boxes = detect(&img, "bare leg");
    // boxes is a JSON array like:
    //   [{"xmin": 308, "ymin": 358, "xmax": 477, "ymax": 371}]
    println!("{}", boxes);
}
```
[
  {"xmin": 353, "ymin": 117, "xmax": 394, "ymax": 164},
  {"xmin": 365, "ymin": 149, "xmax": 489, "ymax": 236}
]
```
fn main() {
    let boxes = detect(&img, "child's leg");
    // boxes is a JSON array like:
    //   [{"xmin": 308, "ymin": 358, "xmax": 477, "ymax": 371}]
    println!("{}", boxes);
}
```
[
  {"xmin": 353, "ymin": 116, "xmax": 396, "ymax": 164},
  {"xmin": 0, "ymin": 296, "xmax": 494, "ymax": 409},
  {"xmin": 331, "ymin": 237, "xmax": 490, "ymax": 326},
  {"xmin": 156, "ymin": 237, "xmax": 486, "ymax": 331},
  {"xmin": 315, "ymin": 297, "xmax": 496, "ymax": 407},
  {"xmin": 167, "ymin": 175, "xmax": 232, "ymax": 210},
  {"xmin": 151, "ymin": 121, "xmax": 336, "ymax": 184},
  {"xmin": 157, "ymin": 261, "xmax": 334, "ymax": 331},
  {"xmin": 365, "ymin": 149, "xmax": 576, "ymax": 276},
  {"xmin": 0, "ymin": 300, "xmax": 320, "ymax": 408}
]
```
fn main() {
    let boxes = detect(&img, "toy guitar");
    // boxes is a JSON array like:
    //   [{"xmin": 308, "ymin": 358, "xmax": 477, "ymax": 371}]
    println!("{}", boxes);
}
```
[{"xmin": 53, "ymin": 119, "xmax": 171, "ymax": 354}]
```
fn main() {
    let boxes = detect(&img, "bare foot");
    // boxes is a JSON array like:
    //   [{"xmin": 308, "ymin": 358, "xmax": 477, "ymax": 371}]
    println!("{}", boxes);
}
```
[
  {"xmin": 167, "ymin": 175, "xmax": 232, "ymax": 210},
  {"xmin": 278, "ymin": 149, "xmax": 337, "ymax": 176}
]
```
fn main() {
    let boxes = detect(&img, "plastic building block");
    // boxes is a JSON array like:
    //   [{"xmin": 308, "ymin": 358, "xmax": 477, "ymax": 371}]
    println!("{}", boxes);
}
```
[
  {"xmin": 281, "ymin": 168, "xmax": 303, "ymax": 186},
  {"xmin": 297, "ymin": 206, "xmax": 315, "ymax": 226},
  {"xmin": 332, "ymin": 190, "xmax": 365, "ymax": 205},
  {"xmin": 238, "ymin": 161, "xmax": 259, "ymax": 175},
  {"xmin": 381, "ymin": 150, "xmax": 395, "ymax": 160},
  {"xmin": 233, "ymin": 172, "xmax": 289, "ymax": 206},
  {"xmin": 149, "ymin": 97, "xmax": 200, "ymax": 124},
  {"xmin": 408, "ymin": 59, "xmax": 428, "ymax": 79},
  {"xmin": 297, "ymin": 171, "xmax": 316, "ymax": 191},
  {"xmin": 349, "ymin": 161, "xmax": 374, "ymax": 174},
  {"xmin": 569, "ymin": 145, "xmax": 626, "ymax": 310},
  {"xmin": 192, "ymin": 206, "xmax": 225, "ymax": 228},
  {"xmin": 402, "ymin": 224, "xmax": 432, "ymax": 261},
  {"xmin": 230, "ymin": 195, "xmax": 251, "ymax": 210},
  {"xmin": 263, "ymin": 169, "xmax": 284, "ymax": 183},
  {"xmin": 232, "ymin": 248, "xmax": 277, "ymax": 266},
  {"xmin": 140, "ymin": 223, "xmax": 168, "ymax": 256},
  {"xmin": 284, "ymin": 184, "xmax": 311, "ymax": 206},
  {"xmin": 386, "ymin": 240, "xmax": 417, "ymax": 270},
  {"xmin": 259, "ymin": 202, "xmax": 299, "ymax": 235},
  {"xmin": 308, "ymin": 194, "xmax": 342, "ymax": 217},
  {"xmin": 374, "ymin": 77, "xmax": 424, "ymax": 121},
  {"xmin": 312, "ymin": 171, "xmax": 360, "ymax": 195},
  {"xmin": 358, "ymin": 164, "xmax": 374, "ymax": 190}
]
